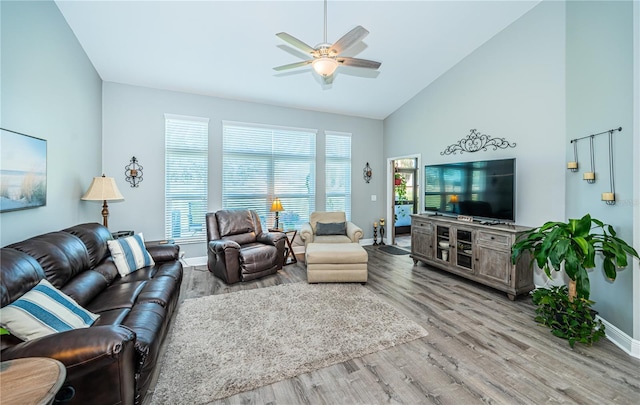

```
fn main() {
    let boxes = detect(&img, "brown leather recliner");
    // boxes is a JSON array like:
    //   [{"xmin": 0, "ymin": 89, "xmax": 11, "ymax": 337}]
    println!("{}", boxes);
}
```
[{"xmin": 206, "ymin": 209, "xmax": 286, "ymax": 284}]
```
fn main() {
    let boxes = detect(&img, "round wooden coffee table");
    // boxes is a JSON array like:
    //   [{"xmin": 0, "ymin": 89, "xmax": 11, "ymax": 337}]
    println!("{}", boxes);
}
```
[{"xmin": 0, "ymin": 357, "xmax": 66, "ymax": 405}]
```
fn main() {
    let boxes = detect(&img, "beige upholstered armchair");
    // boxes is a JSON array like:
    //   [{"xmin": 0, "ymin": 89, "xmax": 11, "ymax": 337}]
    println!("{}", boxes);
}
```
[{"xmin": 299, "ymin": 211, "xmax": 363, "ymax": 248}]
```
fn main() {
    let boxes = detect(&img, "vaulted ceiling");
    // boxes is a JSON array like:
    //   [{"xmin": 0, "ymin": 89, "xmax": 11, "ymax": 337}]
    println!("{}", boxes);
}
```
[{"xmin": 55, "ymin": 0, "xmax": 540, "ymax": 120}]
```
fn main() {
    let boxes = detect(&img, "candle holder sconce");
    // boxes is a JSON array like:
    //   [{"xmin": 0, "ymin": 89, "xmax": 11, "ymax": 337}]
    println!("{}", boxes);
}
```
[
  {"xmin": 125, "ymin": 156, "xmax": 143, "ymax": 187},
  {"xmin": 363, "ymin": 162, "xmax": 372, "ymax": 183}
]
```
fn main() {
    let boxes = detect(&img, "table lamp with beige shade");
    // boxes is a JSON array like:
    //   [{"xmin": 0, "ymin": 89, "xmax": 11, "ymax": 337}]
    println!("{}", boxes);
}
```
[
  {"xmin": 81, "ymin": 174, "xmax": 124, "ymax": 228},
  {"xmin": 270, "ymin": 198, "xmax": 284, "ymax": 231}
]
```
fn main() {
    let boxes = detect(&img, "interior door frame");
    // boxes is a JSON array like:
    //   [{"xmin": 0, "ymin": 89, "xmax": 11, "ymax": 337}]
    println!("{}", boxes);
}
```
[{"xmin": 386, "ymin": 153, "xmax": 421, "ymax": 245}]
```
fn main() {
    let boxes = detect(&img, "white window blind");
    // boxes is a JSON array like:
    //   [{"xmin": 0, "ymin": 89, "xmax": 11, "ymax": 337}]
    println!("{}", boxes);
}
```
[
  {"xmin": 222, "ymin": 121, "xmax": 316, "ymax": 230},
  {"xmin": 165, "ymin": 114, "xmax": 209, "ymax": 244},
  {"xmin": 325, "ymin": 131, "xmax": 352, "ymax": 220}
]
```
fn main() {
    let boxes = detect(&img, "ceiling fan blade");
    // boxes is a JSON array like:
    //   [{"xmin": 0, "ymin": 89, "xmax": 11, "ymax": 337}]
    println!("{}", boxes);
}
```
[
  {"xmin": 329, "ymin": 25, "xmax": 369, "ymax": 55},
  {"xmin": 337, "ymin": 57, "xmax": 381, "ymax": 70},
  {"xmin": 276, "ymin": 32, "xmax": 316, "ymax": 54},
  {"xmin": 273, "ymin": 60, "xmax": 313, "ymax": 71}
]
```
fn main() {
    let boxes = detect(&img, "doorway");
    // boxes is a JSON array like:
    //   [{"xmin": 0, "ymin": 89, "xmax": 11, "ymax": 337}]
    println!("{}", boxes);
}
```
[{"xmin": 392, "ymin": 158, "xmax": 418, "ymax": 246}]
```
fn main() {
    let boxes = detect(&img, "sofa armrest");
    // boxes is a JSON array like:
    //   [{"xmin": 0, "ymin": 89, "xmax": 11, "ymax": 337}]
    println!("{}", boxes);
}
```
[
  {"xmin": 208, "ymin": 239, "xmax": 241, "ymax": 254},
  {"xmin": 256, "ymin": 231, "xmax": 285, "ymax": 246},
  {"xmin": 1, "ymin": 325, "xmax": 137, "ymax": 404},
  {"xmin": 1, "ymin": 324, "xmax": 135, "ymax": 368},
  {"xmin": 346, "ymin": 222, "xmax": 364, "ymax": 243},
  {"xmin": 300, "ymin": 223, "xmax": 314, "ymax": 244},
  {"xmin": 146, "ymin": 244, "xmax": 180, "ymax": 263}
]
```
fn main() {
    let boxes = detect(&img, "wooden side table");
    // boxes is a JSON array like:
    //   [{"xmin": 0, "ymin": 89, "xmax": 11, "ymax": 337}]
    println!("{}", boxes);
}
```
[
  {"xmin": 0, "ymin": 357, "xmax": 66, "ymax": 405},
  {"xmin": 269, "ymin": 229, "xmax": 298, "ymax": 265}
]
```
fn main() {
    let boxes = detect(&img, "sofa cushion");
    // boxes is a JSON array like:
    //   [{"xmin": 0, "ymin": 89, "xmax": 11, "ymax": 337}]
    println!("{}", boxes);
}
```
[
  {"xmin": 86, "ymin": 281, "xmax": 147, "ymax": 313},
  {"xmin": 314, "ymin": 235, "xmax": 352, "ymax": 244},
  {"xmin": 216, "ymin": 209, "xmax": 255, "ymax": 237},
  {"xmin": 63, "ymin": 223, "xmax": 113, "ymax": 268},
  {"xmin": 107, "ymin": 234, "xmax": 155, "ymax": 276},
  {"xmin": 7, "ymin": 232, "xmax": 91, "ymax": 289},
  {"xmin": 239, "ymin": 243, "xmax": 278, "ymax": 274},
  {"xmin": 0, "ymin": 248, "xmax": 46, "ymax": 307},
  {"xmin": 310, "ymin": 211, "xmax": 347, "ymax": 232},
  {"xmin": 305, "ymin": 243, "xmax": 368, "ymax": 264},
  {"xmin": 316, "ymin": 222, "xmax": 346, "ymax": 236},
  {"xmin": 0, "ymin": 279, "xmax": 99, "ymax": 341}
]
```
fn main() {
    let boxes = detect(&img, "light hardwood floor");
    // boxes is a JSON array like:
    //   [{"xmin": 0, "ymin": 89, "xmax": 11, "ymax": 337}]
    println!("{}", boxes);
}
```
[{"xmin": 147, "ymin": 246, "xmax": 640, "ymax": 404}]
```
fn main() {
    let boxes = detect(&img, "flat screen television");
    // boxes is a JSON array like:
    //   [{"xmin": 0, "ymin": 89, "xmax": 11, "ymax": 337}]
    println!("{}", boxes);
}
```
[{"xmin": 424, "ymin": 158, "xmax": 515, "ymax": 222}]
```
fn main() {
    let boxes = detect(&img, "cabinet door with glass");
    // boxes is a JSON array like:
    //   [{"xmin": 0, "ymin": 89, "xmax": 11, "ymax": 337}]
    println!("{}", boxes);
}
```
[{"xmin": 454, "ymin": 228, "xmax": 473, "ymax": 272}]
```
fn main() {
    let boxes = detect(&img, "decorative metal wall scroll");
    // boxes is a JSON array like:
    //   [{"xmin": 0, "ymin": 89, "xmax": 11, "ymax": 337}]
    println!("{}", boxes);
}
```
[
  {"xmin": 440, "ymin": 129, "xmax": 516, "ymax": 155},
  {"xmin": 125, "ymin": 156, "xmax": 143, "ymax": 187},
  {"xmin": 363, "ymin": 162, "xmax": 372, "ymax": 183}
]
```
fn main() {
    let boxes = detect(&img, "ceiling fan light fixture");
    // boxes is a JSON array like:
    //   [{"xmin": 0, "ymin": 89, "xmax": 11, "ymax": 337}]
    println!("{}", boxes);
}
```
[{"xmin": 312, "ymin": 57, "xmax": 338, "ymax": 77}]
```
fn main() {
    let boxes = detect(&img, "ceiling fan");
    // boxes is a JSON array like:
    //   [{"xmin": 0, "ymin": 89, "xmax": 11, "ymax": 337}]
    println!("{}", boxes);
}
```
[{"xmin": 273, "ymin": 0, "xmax": 381, "ymax": 82}]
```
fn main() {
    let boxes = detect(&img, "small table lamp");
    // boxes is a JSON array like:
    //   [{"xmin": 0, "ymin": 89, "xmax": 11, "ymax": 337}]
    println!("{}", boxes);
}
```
[
  {"xmin": 270, "ymin": 198, "xmax": 284, "ymax": 230},
  {"xmin": 81, "ymin": 175, "xmax": 124, "ymax": 228}
]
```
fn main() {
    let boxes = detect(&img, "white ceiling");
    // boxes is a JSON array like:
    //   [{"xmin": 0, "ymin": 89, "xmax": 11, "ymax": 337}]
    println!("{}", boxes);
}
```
[{"xmin": 55, "ymin": 0, "xmax": 540, "ymax": 120}]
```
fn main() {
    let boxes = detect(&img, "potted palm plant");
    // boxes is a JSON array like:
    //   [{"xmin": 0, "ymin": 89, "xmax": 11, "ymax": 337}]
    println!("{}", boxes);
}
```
[{"xmin": 511, "ymin": 213, "xmax": 638, "ymax": 346}]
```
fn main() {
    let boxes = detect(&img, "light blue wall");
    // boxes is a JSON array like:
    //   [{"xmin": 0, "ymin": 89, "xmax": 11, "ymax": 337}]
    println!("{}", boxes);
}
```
[
  {"xmin": 384, "ymin": 1, "xmax": 567, "ymax": 286},
  {"xmin": 102, "ymin": 82, "xmax": 384, "ymax": 258},
  {"xmin": 0, "ymin": 0, "xmax": 102, "ymax": 246},
  {"xmin": 566, "ymin": 0, "xmax": 635, "ymax": 335}
]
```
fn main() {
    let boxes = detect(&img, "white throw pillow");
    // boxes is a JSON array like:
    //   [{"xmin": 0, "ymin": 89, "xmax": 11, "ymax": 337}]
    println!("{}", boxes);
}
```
[
  {"xmin": 0, "ymin": 279, "xmax": 99, "ymax": 341},
  {"xmin": 107, "ymin": 233, "xmax": 155, "ymax": 277}
]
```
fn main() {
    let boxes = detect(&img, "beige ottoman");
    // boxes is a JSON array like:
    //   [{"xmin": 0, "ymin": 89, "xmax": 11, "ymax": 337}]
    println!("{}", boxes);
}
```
[{"xmin": 305, "ymin": 243, "xmax": 368, "ymax": 283}]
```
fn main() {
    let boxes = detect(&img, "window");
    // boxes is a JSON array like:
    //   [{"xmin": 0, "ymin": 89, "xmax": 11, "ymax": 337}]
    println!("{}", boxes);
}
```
[
  {"xmin": 222, "ymin": 122, "xmax": 316, "ymax": 230},
  {"xmin": 325, "ymin": 131, "xmax": 351, "ymax": 219},
  {"xmin": 165, "ymin": 114, "xmax": 209, "ymax": 243}
]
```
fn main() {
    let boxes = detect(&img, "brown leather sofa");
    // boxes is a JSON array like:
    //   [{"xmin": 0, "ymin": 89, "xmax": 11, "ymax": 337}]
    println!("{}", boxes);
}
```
[
  {"xmin": 0, "ymin": 223, "xmax": 183, "ymax": 405},
  {"xmin": 206, "ymin": 209, "xmax": 286, "ymax": 284}
]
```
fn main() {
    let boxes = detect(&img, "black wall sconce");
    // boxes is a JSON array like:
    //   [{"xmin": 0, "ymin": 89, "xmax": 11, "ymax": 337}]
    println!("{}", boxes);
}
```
[
  {"xmin": 363, "ymin": 162, "xmax": 372, "ymax": 183},
  {"xmin": 125, "ymin": 156, "xmax": 143, "ymax": 187}
]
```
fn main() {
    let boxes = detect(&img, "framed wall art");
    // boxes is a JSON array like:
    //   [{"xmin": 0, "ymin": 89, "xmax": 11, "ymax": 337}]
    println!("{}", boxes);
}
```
[{"xmin": 0, "ymin": 128, "xmax": 47, "ymax": 212}]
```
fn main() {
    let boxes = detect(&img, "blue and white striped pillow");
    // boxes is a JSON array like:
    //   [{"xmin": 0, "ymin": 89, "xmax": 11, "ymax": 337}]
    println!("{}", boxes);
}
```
[
  {"xmin": 0, "ymin": 279, "xmax": 99, "ymax": 341},
  {"xmin": 107, "ymin": 233, "xmax": 155, "ymax": 277}
]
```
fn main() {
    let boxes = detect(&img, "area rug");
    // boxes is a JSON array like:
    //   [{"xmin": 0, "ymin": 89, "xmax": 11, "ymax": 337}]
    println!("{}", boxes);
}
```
[
  {"xmin": 151, "ymin": 283, "xmax": 427, "ymax": 403},
  {"xmin": 378, "ymin": 245, "xmax": 411, "ymax": 255}
]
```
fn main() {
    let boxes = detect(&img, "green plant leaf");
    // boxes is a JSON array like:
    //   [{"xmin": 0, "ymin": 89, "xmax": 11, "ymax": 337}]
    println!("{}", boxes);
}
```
[
  {"xmin": 576, "ymin": 265, "xmax": 590, "ymax": 299},
  {"xmin": 549, "ymin": 238, "xmax": 569, "ymax": 270},
  {"xmin": 606, "ymin": 224, "xmax": 616, "ymax": 237},
  {"xmin": 564, "ymin": 248, "xmax": 579, "ymax": 280},
  {"xmin": 603, "ymin": 258, "xmax": 616, "ymax": 280},
  {"xmin": 582, "ymin": 243, "xmax": 596, "ymax": 269},
  {"xmin": 615, "ymin": 240, "xmax": 639, "ymax": 259},
  {"xmin": 574, "ymin": 214, "xmax": 592, "ymax": 237},
  {"xmin": 539, "ymin": 221, "xmax": 564, "ymax": 232},
  {"xmin": 573, "ymin": 236, "xmax": 589, "ymax": 256}
]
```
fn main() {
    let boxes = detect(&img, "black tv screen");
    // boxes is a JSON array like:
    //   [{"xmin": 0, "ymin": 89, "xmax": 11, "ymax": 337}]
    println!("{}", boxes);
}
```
[{"xmin": 424, "ymin": 158, "xmax": 515, "ymax": 222}]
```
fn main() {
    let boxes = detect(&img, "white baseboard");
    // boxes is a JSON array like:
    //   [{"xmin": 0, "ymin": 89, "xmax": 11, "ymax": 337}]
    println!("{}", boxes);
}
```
[
  {"xmin": 360, "ymin": 238, "xmax": 388, "ymax": 246},
  {"xmin": 184, "ymin": 256, "xmax": 207, "ymax": 267},
  {"xmin": 598, "ymin": 316, "xmax": 640, "ymax": 359}
]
